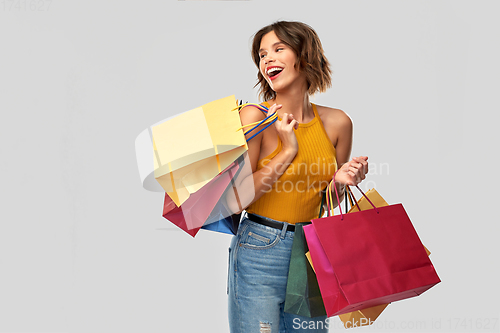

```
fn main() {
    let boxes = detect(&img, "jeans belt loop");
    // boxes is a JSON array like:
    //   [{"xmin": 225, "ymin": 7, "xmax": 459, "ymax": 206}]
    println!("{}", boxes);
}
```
[{"xmin": 280, "ymin": 222, "xmax": 289, "ymax": 239}]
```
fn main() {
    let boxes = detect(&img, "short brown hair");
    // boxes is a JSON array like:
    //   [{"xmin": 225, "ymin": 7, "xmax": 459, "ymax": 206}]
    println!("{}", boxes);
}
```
[{"xmin": 251, "ymin": 21, "xmax": 332, "ymax": 101}]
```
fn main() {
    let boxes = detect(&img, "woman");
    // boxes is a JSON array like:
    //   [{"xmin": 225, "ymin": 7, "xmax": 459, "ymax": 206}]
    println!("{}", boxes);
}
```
[{"xmin": 227, "ymin": 21, "xmax": 368, "ymax": 333}]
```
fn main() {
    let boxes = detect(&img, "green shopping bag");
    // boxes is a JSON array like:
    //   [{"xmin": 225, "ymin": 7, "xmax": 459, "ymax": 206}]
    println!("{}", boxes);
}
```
[{"xmin": 284, "ymin": 195, "xmax": 327, "ymax": 318}]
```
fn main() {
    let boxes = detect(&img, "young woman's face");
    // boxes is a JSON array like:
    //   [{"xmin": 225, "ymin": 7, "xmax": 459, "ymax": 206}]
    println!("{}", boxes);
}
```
[{"xmin": 258, "ymin": 30, "xmax": 306, "ymax": 95}]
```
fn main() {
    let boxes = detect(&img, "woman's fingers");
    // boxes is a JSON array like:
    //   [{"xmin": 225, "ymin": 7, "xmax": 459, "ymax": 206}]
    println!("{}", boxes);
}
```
[
  {"xmin": 342, "ymin": 170, "xmax": 356, "ymax": 186},
  {"xmin": 268, "ymin": 107, "xmax": 299, "ymax": 130},
  {"xmin": 284, "ymin": 113, "xmax": 299, "ymax": 130},
  {"xmin": 268, "ymin": 103, "xmax": 282, "ymax": 118},
  {"xmin": 288, "ymin": 118, "xmax": 299, "ymax": 130},
  {"xmin": 279, "ymin": 113, "xmax": 289, "ymax": 129},
  {"xmin": 278, "ymin": 113, "xmax": 298, "ymax": 130},
  {"xmin": 348, "ymin": 167, "xmax": 365, "ymax": 180},
  {"xmin": 337, "ymin": 156, "xmax": 369, "ymax": 186},
  {"xmin": 289, "ymin": 114, "xmax": 299, "ymax": 128},
  {"xmin": 352, "ymin": 156, "xmax": 369, "ymax": 175},
  {"xmin": 273, "ymin": 111, "xmax": 299, "ymax": 155},
  {"xmin": 350, "ymin": 157, "xmax": 368, "ymax": 176}
]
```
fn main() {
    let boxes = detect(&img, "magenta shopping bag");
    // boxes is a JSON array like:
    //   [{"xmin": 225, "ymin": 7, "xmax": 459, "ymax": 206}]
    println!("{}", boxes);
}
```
[{"xmin": 303, "ymin": 223, "xmax": 348, "ymax": 316}]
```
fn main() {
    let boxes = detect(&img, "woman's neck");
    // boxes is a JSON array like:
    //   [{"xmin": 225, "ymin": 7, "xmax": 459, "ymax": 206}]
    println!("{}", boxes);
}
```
[{"xmin": 271, "ymin": 90, "xmax": 312, "ymax": 123}]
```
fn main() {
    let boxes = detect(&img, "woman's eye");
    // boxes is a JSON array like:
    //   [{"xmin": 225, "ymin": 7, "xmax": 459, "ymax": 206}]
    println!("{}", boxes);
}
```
[
  {"xmin": 276, "ymin": 48, "xmax": 284, "ymax": 52},
  {"xmin": 260, "ymin": 54, "xmax": 266, "ymax": 59}
]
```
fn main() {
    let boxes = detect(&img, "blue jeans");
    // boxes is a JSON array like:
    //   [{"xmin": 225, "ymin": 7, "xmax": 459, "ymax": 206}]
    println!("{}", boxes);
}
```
[{"xmin": 228, "ymin": 213, "xmax": 329, "ymax": 333}]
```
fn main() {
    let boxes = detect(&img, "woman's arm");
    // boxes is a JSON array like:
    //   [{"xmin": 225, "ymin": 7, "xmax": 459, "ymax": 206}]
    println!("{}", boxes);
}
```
[
  {"xmin": 322, "ymin": 109, "xmax": 368, "ymax": 213},
  {"xmin": 226, "ymin": 104, "xmax": 299, "ymax": 214}
]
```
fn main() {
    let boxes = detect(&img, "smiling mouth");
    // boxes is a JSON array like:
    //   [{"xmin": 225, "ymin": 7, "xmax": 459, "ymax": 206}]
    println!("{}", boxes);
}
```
[{"xmin": 266, "ymin": 67, "xmax": 283, "ymax": 80}]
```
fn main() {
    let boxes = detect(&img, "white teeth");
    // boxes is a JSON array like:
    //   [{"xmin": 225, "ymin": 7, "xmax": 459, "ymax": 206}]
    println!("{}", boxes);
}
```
[{"xmin": 267, "ymin": 67, "xmax": 283, "ymax": 76}]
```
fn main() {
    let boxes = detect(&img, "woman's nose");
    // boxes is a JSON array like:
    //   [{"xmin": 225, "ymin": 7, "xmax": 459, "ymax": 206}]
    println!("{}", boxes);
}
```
[{"xmin": 264, "ymin": 54, "xmax": 274, "ymax": 64}]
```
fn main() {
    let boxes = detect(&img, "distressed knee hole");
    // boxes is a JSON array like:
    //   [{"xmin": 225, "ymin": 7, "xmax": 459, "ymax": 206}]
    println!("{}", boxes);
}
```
[{"xmin": 259, "ymin": 321, "xmax": 271, "ymax": 333}]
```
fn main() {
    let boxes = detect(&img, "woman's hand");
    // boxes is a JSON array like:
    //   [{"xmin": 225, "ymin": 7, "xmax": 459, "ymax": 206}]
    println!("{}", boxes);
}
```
[
  {"xmin": 268, "ymin": 103, "xmax": 299, "ymax": 157},
  {"xmin": 334, "ymin": 156, "xmax": 369, "ymax": 186}
]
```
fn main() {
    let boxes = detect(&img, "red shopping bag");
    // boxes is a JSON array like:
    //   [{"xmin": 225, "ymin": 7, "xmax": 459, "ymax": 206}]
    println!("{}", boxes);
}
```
[
  {"xmin": 303, "ymin": 223, "xmax": 346, "ymax": 317},
  {"xmin": 162, "ymin": 158, "xmax": 241, "ymax": 237},
  {"xmin": 307, "ymin": 180, "xmax": 440, "ymax": 316}
]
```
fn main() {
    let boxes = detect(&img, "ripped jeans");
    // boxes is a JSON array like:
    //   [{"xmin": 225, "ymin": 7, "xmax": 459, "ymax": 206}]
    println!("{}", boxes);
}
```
[{"xmin": 228, "ymin": 213, "xmax": 329, "ymax": 333}]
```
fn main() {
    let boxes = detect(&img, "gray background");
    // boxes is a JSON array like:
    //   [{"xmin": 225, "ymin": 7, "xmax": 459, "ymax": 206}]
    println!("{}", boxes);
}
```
[{"xmin": 1, "ymin": 0, "xmax": 499, "ymax": 332}]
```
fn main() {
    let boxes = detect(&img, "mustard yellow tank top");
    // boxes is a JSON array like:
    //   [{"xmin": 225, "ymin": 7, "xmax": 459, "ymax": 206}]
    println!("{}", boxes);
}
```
[{"xmin": 246, "ymin": 102, "xmax": 337, "ymax": 223}]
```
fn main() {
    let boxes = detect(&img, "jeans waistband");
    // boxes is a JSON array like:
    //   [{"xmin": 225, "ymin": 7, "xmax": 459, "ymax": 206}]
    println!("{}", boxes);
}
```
[{"xmin": 246, "ymin": 212, "xmax": 296, "ymax": 233}]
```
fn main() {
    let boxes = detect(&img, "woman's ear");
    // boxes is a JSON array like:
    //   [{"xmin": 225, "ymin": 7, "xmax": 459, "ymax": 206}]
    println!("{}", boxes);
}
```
[{"xmin": 298, "ymin": 58, "xmax": 307, "ymax": 71}]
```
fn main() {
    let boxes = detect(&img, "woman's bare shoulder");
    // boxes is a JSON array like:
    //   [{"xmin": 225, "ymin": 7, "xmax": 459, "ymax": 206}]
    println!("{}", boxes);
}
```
[
  {"xmin": 238, "ymin": 105, "xmax": 267, "ymax": 124},
  {"xmin": 315, "ymin": 104, "xmax": 352, "ymax": 130}
]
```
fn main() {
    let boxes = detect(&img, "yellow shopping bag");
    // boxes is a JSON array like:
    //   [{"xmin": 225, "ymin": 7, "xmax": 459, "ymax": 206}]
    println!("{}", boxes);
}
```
[
  {"xmin": 347, "ymin": 188, "xmax": 388, "ymax": 213},
  {"xmin": 338, "ymin": 304, "xmax": 389, "ymax": 328},
  {"xmin": 152, "ymin": 95, "xmax": 248, "ymax": 206}
]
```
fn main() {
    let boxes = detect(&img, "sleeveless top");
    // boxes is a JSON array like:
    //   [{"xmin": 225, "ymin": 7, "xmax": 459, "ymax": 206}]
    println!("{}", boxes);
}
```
[{"xmin": 246, "ymin": 102, "xmax": 337, "ymax": 223}]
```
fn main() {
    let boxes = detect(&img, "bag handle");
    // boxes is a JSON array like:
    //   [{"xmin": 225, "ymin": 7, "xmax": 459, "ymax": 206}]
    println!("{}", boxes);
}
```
[
  {"xmin": 318, "ymin": 190, "xmax": 325, "ymax": 218},
  {"xmin": 352, "ymin": 185, "xmax": 379, "ymax": 213},
  {"xmin": 233, "ymin": 102, "xmax": 278, "ymax": 142},
  {"xmin": 344, "ymin": 186, "xmax": 349, "ymax": 212},
  {"xmin": 325, "ymin": 176, "xmax": 344, "ymax": 217},
  {"xmin": 346, "ymin": 186, "xmax": 355, "ymax": 207},
  {"xmin": 319, "ymin": 180, "xmax": 336, "ymax": 218},
  {"xmin": 345, "ymin": 186, "xmax": 360, "ymax": 212},
  {"xmin": 346, "ymin": 185, "xmax": 371, "ymax": 212},
  {"xmin": 326, "ymin": 180, "xmax": 335, "ymax": 217},
  {"xmin": 331, "ymin": 170, "xmax": 379, "ymax": 220}
]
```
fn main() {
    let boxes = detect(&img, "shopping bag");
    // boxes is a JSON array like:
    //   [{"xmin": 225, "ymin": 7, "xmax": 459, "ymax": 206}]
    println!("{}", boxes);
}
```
[
  {"xmin": 302, "ymin": 187, "xmax": 346, "ymax": 318},
  {"xmin": 306, "ymin": 186, "xmax": 434, "ymax": 322},
  {"xmin": 338, "ymin": 187, "xmax": 389, "ymax": 327},
  {"xmin": 135, "ymin": 99, "xmax": 276, "ymax": 197},
  {"xmin": 162, "ymin": 158, "xmax": 242, "ymax": 237},
  {"xmin": 201, "ymin": 207, "xmax": 240, "ymax": 235},
  {"xmin": 338, "ymin": 304, "xmax": 389, "ymax": 328},
  {"xmin": 347, "ymin": 187, "xmax": 431, "ymax": 255},
  {"xmin": 310, "ymin": 180, "xmax": 440, "ymax": 315},
  {"xmin": 160, "ymin": 101, "xmax": 277, "ymax": 236},
  {"xmin": 348, "ymin": 187, "xmax": 388, "ymax": 213},
  {"xmin": 284, "ymin": 222, "xmax": 326, "ymax": 318},
  {"xmin": 303, "ymin": 223, "xmax": 342, "ymax": 317},
  {"xmin": 305, "ymin": 190, "xmax": 390, "ymax": 326},
  {"xmin": 152, "ymin": 95, "xmax": 248, "ymax": 206},
  {"xmin": 200, "ymin": 157, "xmax": 245, "ymax": 235}
]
